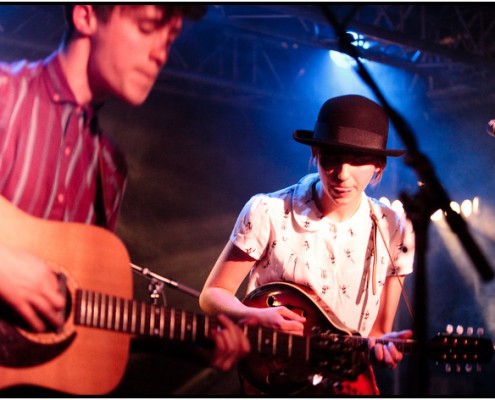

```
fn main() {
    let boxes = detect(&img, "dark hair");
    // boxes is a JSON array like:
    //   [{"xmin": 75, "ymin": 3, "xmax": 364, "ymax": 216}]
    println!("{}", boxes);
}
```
[{"xmin": 62, "ymin": 4, "xmax": 207, "ymax": 45}]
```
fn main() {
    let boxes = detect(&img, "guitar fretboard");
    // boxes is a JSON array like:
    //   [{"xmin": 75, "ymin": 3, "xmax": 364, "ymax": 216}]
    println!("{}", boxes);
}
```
[
  {"xmin": 74, "ymin": 289, "xmax": 315, "ymax": 361},
  {"xmin": 75, "ymin": 289, "xmax": 214, "ymax": 342}
]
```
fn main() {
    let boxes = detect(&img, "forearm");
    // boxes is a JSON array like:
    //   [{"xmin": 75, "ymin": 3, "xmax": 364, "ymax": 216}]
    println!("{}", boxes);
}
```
[{"xmin": 199, "ymin": 287, "xmax": 254, "ymax": 321}]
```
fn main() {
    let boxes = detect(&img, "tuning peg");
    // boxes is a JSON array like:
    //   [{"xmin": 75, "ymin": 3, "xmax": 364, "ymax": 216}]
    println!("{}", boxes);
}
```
[
  {"xmin": 456, "ymin": 325, "xmax": 464, "ymax": 335},
  {"xmin": 477, "ymin": 327, "xmax": 485, "ymax": 337},
  {"xmin": 446, "ymin": 324, "xmax": 454, "ymax": 334},
  {"xmin": 445, "ymin": 363, "xmax": 451, "ymax": 373},
  {"xmin": 466, "ymin": 326, "xmax": 474, "ymax": 336},
  {"xmin": 455, "ymin": 363, "xmax": 462, "ymax": 373},
  {"xmin": 465, "ymin": 363, "xmax": 473, "ymax": 373}
]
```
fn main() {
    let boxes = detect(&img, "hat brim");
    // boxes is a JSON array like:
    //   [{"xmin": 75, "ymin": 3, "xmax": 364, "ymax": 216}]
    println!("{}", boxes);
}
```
[{"xmin": 293, "ymin": 130, "xmax": 406, "ymax": 157}]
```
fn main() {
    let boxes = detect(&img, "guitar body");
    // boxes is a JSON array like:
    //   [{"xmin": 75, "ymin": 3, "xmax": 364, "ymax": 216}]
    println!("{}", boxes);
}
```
[
  {"xmin": 0, "ymin": 196, "xmax": 132, "ymax": 395},
  {"xmin": 240, "ymin": 281, "xmax": 379, "ymax": 396}
]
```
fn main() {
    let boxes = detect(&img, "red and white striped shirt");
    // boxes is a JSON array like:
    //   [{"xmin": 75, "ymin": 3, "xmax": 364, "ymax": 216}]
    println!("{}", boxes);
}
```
[{"xmin": 0, "ymin": 52, "xmax": 127, "ymax": 231}]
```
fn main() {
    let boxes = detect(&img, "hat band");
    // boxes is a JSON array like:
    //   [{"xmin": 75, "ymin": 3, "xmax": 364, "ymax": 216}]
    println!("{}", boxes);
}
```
[{"xmin": 314, "ymin": 122, "xmax": 386, "ymax": 150}]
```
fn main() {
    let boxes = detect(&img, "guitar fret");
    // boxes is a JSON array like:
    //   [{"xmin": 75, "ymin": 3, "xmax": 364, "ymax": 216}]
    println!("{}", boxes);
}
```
[
  {"xmin": 204, "ymin": 315, "xmax": 209, "ymax": 338},
  {"xmin": 86, "ymin": 291, "xmax": 93, "ymax": 327},
  {"xmin": 152, "ymin": 306, "xmax": 160, "ymax": 336},
  {"xmin": 159, "ymin": 306, "xmax": 165, "ymax": 337},
  {"xmin": 140, "ymin": 302, "xmax": 146, "ymax": 334},
  {"xmin": 192, "ymin": 314, "xmax": 197, "ymax": 342},
  {"xmin": 169, "ymin": 308, "xmax": 175, "ymax": 340},
  {"xmin": 123, "ymin": 299, "xmax": 129, "ymax": 332},
  {"xmin": 180, "ymin": 310, "xmax": 186, "ymax": 341},
  {"xmin": 131, "ymin": 300, "xmax": 137, "ymax": 334},
  {"xmin": 99, "ymin": 294, "xmax": 106, "ymax": 329},
  {"xmin": 90, "ymin": 292, "xmax": 97, "ymax": 327},
  {"xmin": 114, "ymin": 297, "xmax": 121, "ymax": 331},
  {"xmin": 149, "ymin": 304, "xmax": 155, "ymax": 335},
  {"xmin": 106, "ymin": 296, "xmax": 113, "ymax": 330}
]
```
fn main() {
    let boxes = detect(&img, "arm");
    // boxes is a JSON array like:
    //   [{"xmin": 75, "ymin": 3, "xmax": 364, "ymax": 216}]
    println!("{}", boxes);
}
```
[
  {"xmin": 199, "ymin": 241, "xmax": 306, "ymax": 335},
  {"xmin": 0, "ymin": 242, "xmax": 66, "ymax": 332},
  {"xmin": 367, "ymin": 275, "xmax": 413, "ymax": 368}
]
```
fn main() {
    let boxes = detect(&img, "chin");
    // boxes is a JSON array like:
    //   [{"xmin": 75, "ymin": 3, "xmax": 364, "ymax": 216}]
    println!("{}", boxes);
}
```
[
  {"xmin": 119, "ymin": 86, "xmax": 153, "ymax": 106},
  {"xmin": 120, "ymin": 93, "xmax": 149, "ymax": 106}
]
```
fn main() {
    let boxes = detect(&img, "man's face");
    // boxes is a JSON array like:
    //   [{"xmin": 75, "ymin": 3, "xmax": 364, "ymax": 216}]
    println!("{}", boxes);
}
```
[{"xmin": 88, "ymin": 6, "xmax": 182, "ymax": 105}]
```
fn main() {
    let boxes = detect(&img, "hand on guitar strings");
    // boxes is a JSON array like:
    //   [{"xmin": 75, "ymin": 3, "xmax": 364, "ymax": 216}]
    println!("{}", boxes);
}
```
[
  {"xmin": 367, "ymin": 329, "xmax": 413, "ymax": 369},
  {"xmin": 209, "ymin": 314, "xmax": 251, "ymax": 372},
  {"xmin": 0, "ymin": 243, "xmax": 66, "ymax": 333}
]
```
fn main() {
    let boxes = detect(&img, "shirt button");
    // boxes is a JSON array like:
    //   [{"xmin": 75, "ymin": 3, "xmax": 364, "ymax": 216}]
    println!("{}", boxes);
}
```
[
  {"xmin": 57, "ymin": 193, "xmax": 65, "ymax": 204},
  {"xmin": 64, "ymin": 146, "xmax": 71, "ymax": 156},
  {"xmin": 53, "ymin": 93, "xmax": 60, "ymax": 102}
]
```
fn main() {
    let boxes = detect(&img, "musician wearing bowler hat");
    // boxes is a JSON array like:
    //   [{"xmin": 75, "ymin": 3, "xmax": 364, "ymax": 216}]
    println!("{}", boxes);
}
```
[{"xmin": 199, "ymin": 94, "xmax": 416, "ymax": 395}]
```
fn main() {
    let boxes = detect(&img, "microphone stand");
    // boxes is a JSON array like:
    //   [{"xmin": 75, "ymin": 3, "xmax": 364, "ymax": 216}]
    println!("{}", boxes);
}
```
[
  {"xmin": 319, "ymin": 5, "xmax": 494, "ymax": 396},
  {"xmin": 130, "ymin": 263, "xmax": 201, "ymax": 308}
]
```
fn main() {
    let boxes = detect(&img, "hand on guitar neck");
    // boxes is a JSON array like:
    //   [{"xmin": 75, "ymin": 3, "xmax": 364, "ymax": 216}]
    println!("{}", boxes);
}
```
[
  {"xmin": 0, "ymin": 242, "xmax": 66, "ymax": 333},
  {"xmin": 367, "ymin": 329, "xmax": 414, "ymax": 369}
]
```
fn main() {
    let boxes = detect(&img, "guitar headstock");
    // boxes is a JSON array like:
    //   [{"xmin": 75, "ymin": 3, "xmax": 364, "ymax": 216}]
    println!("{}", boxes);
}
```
[{"xmin": 428, "ymin": 324, "xmax": 494, "ymax": 371}]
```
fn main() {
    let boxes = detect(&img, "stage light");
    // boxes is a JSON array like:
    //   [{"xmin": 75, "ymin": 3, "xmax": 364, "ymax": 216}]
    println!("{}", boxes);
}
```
[
  {"xmin": 461, "ymin": 199, "xmax": 473, "ymax": 217},
  {"xmin": 377, "ymin": 196, "xmax": 479, "ymax": 220},
  {"xmin": 329, "ymin": 31, "xmax": 369, "ymax": 69},
  {"xmin": 450, "ymin": 201, "xmax": 461, "ymax": 214},
  {"xmin": 431, "ymin": 209, "xmax": 443, "ymax": 221}
]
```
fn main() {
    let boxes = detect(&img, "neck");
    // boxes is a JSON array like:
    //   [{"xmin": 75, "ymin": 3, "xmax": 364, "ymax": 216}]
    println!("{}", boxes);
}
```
[{"xmin": 57, "ymin": 39, "xmax": 101, "ymax": 106}]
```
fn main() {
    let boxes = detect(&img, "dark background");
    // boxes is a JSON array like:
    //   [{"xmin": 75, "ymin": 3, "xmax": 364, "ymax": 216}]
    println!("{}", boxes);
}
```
[{"xmin": 1, "ymin": 4, "xmax": 495, "ymax": 396}]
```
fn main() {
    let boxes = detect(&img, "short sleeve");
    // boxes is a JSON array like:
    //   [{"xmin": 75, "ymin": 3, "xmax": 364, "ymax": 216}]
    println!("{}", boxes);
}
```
[
  {"xmin": 230, "ymin": 193, "xmax": 272, "ymax": 260},
  {"xmin": 389, "ymin": 212, "xmax": 415, "ymax": 276}
]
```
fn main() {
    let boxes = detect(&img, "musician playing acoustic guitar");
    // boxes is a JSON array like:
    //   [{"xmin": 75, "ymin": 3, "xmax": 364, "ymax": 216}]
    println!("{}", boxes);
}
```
[
  {"xmin": 0, "ymin": 4, "xmax": 250, "ymax": 391},
  {"xmin": 199, "ymin": 94, "xmax": 416, "ymax": 395}
]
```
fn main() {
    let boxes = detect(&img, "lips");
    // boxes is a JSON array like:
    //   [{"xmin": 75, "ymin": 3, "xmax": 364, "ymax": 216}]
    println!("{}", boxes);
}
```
[{"xmin": 331, "ymin": 186, "xmax": 353, "ymax": 196}]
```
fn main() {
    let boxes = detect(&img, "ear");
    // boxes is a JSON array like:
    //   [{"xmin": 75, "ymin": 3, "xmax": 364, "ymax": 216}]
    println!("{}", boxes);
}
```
[{"xmin": 71, "ymin": 5, "xmax": 98, "ymax": 36}]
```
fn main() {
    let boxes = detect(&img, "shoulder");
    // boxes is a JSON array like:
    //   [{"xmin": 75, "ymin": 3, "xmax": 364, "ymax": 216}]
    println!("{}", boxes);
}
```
[
  {"xmin": 244, "ymin": 183, "xmax": 296, "ymax": 213},
  {"xmin": 368, "ymin": 195, "xmax": 406, "ymax": 225},
  {"xmin": 0, "ymin": 58, "xmax": 45, "ymax": 82}
]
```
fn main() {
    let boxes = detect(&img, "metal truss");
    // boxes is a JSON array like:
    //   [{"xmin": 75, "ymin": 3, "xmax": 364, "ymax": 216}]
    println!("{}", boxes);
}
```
[
  {"xmin": 0, "ymin": 4, "xmax": 495, "ymax": 113},
  {"xmin": 158, "ymin": 4, "xmax": 495, "ymax": 114}
]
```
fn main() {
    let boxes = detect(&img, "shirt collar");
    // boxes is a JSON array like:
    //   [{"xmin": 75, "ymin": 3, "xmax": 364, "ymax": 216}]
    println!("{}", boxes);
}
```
[
  {"xmin": 292, "ymin": 173, "xmax": 369, "ymax": 231},
  {"xmin": 43, "ymin": 51, "xmax": 101, "ymax": 127}
]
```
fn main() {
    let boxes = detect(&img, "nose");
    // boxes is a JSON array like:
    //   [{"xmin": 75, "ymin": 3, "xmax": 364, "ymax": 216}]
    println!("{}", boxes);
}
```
[
  {"xmin": 336, "ymin": 163, "xmax": 351, "ymax": 181},
  {"xmin": 150, "ymin": 38, "xmax": 169, "ymax": 67}
]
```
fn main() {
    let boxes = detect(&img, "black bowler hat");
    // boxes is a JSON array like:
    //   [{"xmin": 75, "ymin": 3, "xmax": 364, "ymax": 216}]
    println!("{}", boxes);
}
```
[{"xmin": 293, "ymin": 95, "xmax": 405, "ymax": 157}]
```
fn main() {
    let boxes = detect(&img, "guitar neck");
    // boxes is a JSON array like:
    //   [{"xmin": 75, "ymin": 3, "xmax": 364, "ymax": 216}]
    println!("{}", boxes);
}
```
[
  {"xmin": 75, "ymin": 289, "xmax": 312, "ymax": 360},
  {"xmin": 75, "ymin": 289, "xmax": 217, "ymax": 342},
  {"xmin": 330, "ymin": 334, "xmax": 416, "ymax": 354}
]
